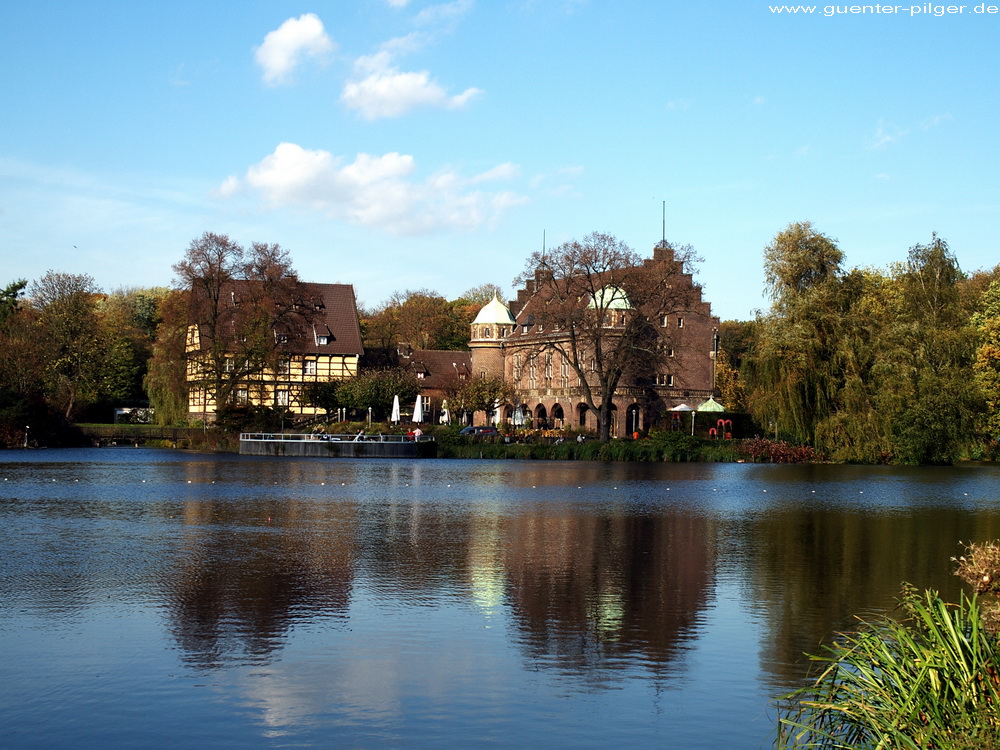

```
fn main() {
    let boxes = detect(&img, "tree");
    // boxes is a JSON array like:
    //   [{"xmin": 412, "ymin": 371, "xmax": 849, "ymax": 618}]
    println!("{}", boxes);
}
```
[
  {"xmin": 746, "ymin": 223, "xmax": 848, "ymax": 448},
  {"xmin": 973, "ymin": 280, "xmax": 1000, "ymax": 441},
  {"xmin": 145, "ymin": 289, "xmax": 190, "ymax": 425},
  {"xmin": 763, "ymin": 220, "xmax": 844, "ymax": 307},
  {"xmin": 337, "ymin": 368, "xmax": 419, "ymax": 421},
  {"xmin": 874, "ymin": 236, "xmax": 980, "ymax": 463},
  {"xmin": 302, "ymin": 380, "xmax": 342, "ymax": 417},
  {"xmin": 452, "ymin": 374, "xmax": 514, "ymax": 423},
  {"xmin": 0, "ymin": 279, "xmax": 27, "ymax": 324},
  {"xmin": 363, "ymin": 289, "xmax": 469, "ymax": 352},
  {"xmin": 30, "ymin": 271, "xmax": 104, "ymax": 419},
  {"xmin": 514, "ymin": 232, "xmax": 702, "ymax": 441},
  {"xmin": 174, "ymin": 232, "xmax": 313, "ymax": 419}
]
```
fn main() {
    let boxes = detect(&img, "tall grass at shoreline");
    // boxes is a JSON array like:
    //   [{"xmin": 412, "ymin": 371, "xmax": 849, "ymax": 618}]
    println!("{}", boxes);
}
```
[{"xmin": 776, "ymin": 544, "xmax": 1000, "ymax": 749}]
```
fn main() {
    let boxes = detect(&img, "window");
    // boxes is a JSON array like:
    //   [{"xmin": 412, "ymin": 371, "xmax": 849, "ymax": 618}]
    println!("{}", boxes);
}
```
[
  {"xmin": 317, "ymin": 335, "xmax": 329, "ymax": 346},
  {"xmin": 668, "ymin": 348, "xmax": 675, "ymax": 358},
  {"xmin": 677, "ymin": 317, "xmax": 684, "ymax": 328},
  {"xmin": 304, "ymin": 359, "xmax": 317, "ymax": 376},
  {"xmin": 560, "ymin": 359, "xmax": 569, "ymax": 389},
  {"xmin": 224, "ymin": 357, "xmax": 234, "ymax": 373},
  {"xmin": 660, "ymin": 315, "xmax": 668, "ymax": 327},
  {"xmin": 276, "ymin": 389, "xmax": 290, "ymax": 407},
  {"xmin": 416, "ymin": 371, "xmax": 426, "ymax": 379},
  {"xmin": 236, "ymin": 388, "xmax": 248, "ymax": 404},
  {"xmin": 276, "ymin": 333, "xmax": 289, "ymax": 344},
  {"xmin": 278, "ymin": 358, "xmax": 290, "ymax": 375}
]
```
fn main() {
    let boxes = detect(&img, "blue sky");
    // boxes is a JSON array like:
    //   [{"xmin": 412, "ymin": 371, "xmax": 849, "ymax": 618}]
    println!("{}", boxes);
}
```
[{"xmin": 2, "ymin": 1, "xmax": 998, "ymax": 320}]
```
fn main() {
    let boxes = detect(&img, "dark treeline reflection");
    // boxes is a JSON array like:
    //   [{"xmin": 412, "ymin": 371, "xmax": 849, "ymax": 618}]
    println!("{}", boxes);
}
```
[
  {"xmin": 169, "ymin": 498, "xmax": 358, "ymax": 668},
  {"xmin": 740, "ymin": 506, "xmax": 1000, "ymax": 688}
]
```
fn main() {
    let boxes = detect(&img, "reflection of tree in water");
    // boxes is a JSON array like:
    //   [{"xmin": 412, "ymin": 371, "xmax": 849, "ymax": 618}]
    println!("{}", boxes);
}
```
[
  {"xmin": 503, "ymin": 510, "xmax": 714, "ymax": 682},
  {"xmin": 744, "ymin": 508, "xmax": 1000, "ymax": 691},
  {"xmin": 168, "ymin": 500, "xmax": 356, "ymax": 669}
]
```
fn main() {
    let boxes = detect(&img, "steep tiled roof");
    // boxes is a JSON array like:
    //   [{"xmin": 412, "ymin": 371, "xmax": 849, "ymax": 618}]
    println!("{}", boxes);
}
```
[
  {"xmin": 189, "ymin": 280, "xmax": 363, "ymax": 357},
  {"xmin": 402, "ymin": 349, "xmax": 471, "ymax": 391},
  {"xmin": 294, "ymin": 282, "xmax": 364, "ymax": 356}
]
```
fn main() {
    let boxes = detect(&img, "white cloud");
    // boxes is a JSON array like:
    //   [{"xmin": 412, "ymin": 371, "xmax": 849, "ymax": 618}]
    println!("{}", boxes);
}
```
[
  {"xmin": 922, "ymin": 113, "xmax": 953, "ymax": 130},
  {"xmin": 221, "ymin": 142, "xmax": 525, "ymax": 235},
  {"xmin": 341, "ymin": 48, "xmax": 481, "ymax": 119},
  {"xmin": 414, "ymin": 0, "xmax": 474, "ymax": 27},
  {"xmin": 866, "ymin": 119, "xmax": 907, "ymax": 150},
  {"xmin": 255, "ymin": 14, "xmax": 336, "ymax": 86}
]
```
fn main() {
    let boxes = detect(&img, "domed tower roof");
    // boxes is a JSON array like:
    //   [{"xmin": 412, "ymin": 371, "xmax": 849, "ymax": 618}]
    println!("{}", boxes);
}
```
[
  {"xmin": 588, "ymin": 285, "xmax": 632, "ymax": 310},
  {"xmin": 473, "ymin": 294, "xmax": 516, "ymax": 326}
]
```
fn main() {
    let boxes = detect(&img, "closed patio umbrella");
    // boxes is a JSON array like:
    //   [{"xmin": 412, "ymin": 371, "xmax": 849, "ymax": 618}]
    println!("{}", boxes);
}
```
[
  {"xmin": 412, "ymin": 394, "xmax": 423, "ymax": 423},
  {"xmin": 391, "ymin": 395, "xmax": 400, "ymax": 424}
]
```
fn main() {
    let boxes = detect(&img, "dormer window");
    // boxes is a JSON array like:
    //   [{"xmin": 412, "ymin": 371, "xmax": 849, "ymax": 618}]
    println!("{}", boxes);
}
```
[
  {"xmin": 317, "ymin": 335, "xmax": 329, "ymax": 346},
  {"xmin": 416, "ymin": 372, "xmax": 426, "ymax": 379}
]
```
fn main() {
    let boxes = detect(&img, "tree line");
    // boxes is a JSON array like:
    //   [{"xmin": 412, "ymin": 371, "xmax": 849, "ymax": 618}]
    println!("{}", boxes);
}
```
[
  {"xmin": 716, "ymin": 221, "xmax": 1000, "ymax": 464},
  {"xmin": 0, "ymin": 233, "xmax": 508, "ymax": 443},
  {"xmin": 3, "ymin": 224, "xmax": 999, "ymax": 462}
]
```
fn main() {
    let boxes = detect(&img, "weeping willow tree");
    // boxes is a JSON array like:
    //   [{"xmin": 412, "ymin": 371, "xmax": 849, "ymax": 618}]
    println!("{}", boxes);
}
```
[{"xmin": 745, "ymin": 222, "xmax": 858, "ymax": 452}]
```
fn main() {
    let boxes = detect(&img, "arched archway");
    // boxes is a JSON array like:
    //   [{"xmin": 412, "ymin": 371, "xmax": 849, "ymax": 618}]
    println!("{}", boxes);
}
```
[
  {"xmin": 576, "ymin": 403, "xmax": 588, "ymax": 429},
  {"xmin": 551, "ymin": 403, "xmax": 565, "ymax": 428},
  {"xmin": 534, "ymin": 404, "xmax": 548, "ymax": 429}
]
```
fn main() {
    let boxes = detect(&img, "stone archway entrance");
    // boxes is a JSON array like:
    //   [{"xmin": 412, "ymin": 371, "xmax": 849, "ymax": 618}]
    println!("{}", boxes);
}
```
[
  {"xmin": 534, "ymin": 404, "xmax": 548, "ymax": 429},
  {"xmin": 551, "ymin": 403, "xmax": 565, "ymax": 428}
]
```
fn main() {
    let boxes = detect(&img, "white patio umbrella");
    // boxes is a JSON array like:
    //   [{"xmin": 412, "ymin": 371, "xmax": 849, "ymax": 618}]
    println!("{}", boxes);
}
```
[
  {"xmin": 512, "ymin": 406, "xmax": 525, "ymax": 426},
  {"xmin": 493, "ymin": 399, "xmax": 502, "ymax": 425},
  {"xmin": 440, "ymin": 399, "xmax": 450, "ymax": 425},
  {"xmin": 390, "ymin": 394, "xmax": 400, "ymax": 424},
  {"xmin": 412, "ymin": 394, "xmax": 423, "ymax": 423}
]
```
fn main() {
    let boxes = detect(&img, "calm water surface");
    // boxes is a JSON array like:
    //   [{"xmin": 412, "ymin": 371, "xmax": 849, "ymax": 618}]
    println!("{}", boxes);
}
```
[{"xmin": 1, "ymin": 449, "xmax": 998, "ymax": 749}]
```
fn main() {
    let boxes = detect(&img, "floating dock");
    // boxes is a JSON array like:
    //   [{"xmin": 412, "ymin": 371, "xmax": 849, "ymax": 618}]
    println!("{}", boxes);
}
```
[{"xmin": 239, "ymin": 432, "xmax": 436, "ymax": 458}]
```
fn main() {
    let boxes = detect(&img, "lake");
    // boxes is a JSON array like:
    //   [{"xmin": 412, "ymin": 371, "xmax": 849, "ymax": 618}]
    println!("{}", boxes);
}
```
[{"xmin": 1, "ymin": 449, "xmax": 998, "ymax": 749}]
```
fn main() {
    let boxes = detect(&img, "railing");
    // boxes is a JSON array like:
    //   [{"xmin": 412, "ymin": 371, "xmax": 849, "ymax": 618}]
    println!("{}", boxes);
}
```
[
  {"xmin": 240, "ymin": 432, "xmax": 435, "ymax": 444},
  {"xmin": 80, "ymin": 424, "xmax": 204, "ymax": 442}
]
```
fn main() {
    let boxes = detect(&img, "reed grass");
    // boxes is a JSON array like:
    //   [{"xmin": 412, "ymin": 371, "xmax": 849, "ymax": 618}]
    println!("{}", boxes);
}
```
[{"xmin": 776, "ymin": 586, "xmax": 1000, "ymax": 749}]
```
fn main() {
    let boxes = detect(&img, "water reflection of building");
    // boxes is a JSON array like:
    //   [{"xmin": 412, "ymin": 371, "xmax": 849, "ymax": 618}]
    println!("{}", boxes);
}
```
[
  {"xmin": 503, "ymin": 510, "xmax": 714, "ymax": 676},
  {"xmin": 169, "ymin": 499, "xmax": 357, "ymax": 668}
]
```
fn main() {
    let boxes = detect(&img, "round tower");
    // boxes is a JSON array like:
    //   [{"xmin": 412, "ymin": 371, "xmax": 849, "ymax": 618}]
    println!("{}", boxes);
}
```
[{"xmin": 469, "ymin": 294, "xmax": 515, "ymax": 379}]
